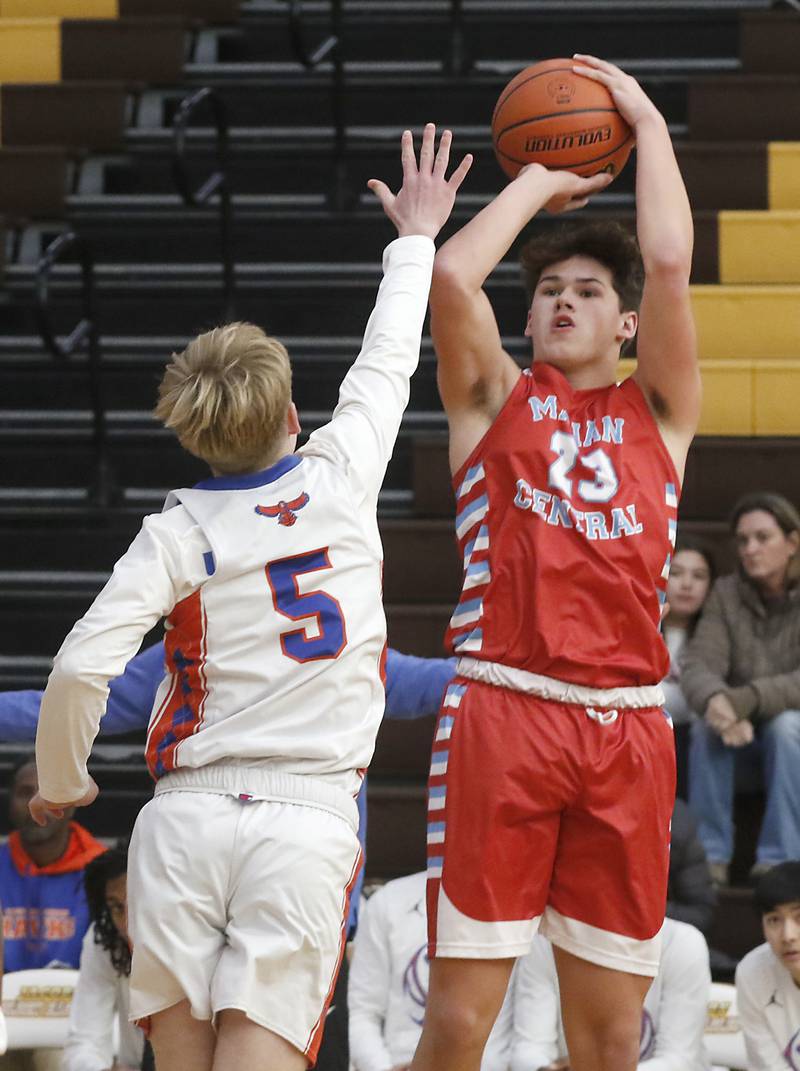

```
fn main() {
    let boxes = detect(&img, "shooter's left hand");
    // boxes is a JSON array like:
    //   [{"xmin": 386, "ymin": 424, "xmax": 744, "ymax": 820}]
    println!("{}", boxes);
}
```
[
  {"xmin": 29, "ymin": 776, "xmax": 99, "ymax": 825},
  {"xmin": 572, "ymin": 54, "xmax": 662, "ymax": 130}
]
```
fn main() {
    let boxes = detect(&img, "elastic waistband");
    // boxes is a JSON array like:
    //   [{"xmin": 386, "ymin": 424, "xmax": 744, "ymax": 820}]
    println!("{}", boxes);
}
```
[
  {"xmin": 153, "ymin": 766, "xmax": 359, "ymax": 831},
  {"xmin": 456, "ymin": 657, "xmax": 665, "ymax": 710}
]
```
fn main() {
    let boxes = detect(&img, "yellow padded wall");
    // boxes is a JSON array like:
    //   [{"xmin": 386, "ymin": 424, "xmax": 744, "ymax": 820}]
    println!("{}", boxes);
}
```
[
  {"xmin": 769, "ymin": 143, "xmax": 800, "ymax": 210},
  {"xmin": 719, "ymin": 211, "xmax": 800, "ymax": 285},
  {"xmin": 696, "ymin": 361, "xmax": 753, "ymax": 436},
  {"xmin": 753, "ymin": 361, "xmax": 800, "ymax": 434},
  {"xmin": 691, "ymin": 286, "xmax": 800, "ymax": 361},
  {"xmin": 0, "ymin": 0, "xmax": 117, "ymax": 14},
  {"xmin": 0, "ymin": 20, "xmax": 60, "ymax": 82},
  {"xmin": 619, "ymin": 358, "xmax": 754, "ymax": 435}
]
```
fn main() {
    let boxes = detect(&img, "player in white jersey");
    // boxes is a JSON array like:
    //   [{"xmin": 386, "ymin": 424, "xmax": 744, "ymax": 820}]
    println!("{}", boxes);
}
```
[
  {"xmin": 28, "ymin": 125, "xmax": 472, "ymax": 1071},
  {"xmin": 736, "ymin": 862, "xmax": 800, "ymax": 1071},
  {"xmin": 508, "ymin": 921, "xmax": 711, "ymax": 1071}
]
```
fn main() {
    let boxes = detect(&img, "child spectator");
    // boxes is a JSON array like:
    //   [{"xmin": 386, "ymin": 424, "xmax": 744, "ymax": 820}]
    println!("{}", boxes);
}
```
[
  {"xmin": 61, "ymin": 842, "xmax": 146, "ymax": 1071},
  {"xmin": 683, "ymin": 493, "xmax": 800, "ymax": 884},
  {"xmin": 735, "ymin": 861, "xmax": 800, "ymax": 1070}
]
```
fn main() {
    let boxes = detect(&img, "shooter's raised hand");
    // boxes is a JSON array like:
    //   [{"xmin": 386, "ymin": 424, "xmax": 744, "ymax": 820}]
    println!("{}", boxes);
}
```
[
  {"xmin": 368, "ymin": 124, "xmax": 473, "ymax": 240},
  {"xmin": 572, "ymin": 54, "xmax": 662, "ymax": 131}
]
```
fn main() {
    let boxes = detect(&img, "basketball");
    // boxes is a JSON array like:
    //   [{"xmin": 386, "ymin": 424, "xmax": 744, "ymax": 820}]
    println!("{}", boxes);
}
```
[{"xmin": 491, "ymin": 58, "xmax": 633, "ymax": 180}]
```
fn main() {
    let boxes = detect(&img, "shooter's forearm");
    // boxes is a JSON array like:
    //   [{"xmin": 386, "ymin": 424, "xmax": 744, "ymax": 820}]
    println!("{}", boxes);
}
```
[
  {"xmin": 434, "ymin": 166, "xmax": 559, "ymax": 292},
  {"xmin": 635, "ymin": 114, "xmax": 693, "ymax": 275}
]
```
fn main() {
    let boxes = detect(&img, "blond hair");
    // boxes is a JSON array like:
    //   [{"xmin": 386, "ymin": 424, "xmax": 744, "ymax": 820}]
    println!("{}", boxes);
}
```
[{"xmin": 154, "ymin": 322, "xmax": 292, "ymax": 473}]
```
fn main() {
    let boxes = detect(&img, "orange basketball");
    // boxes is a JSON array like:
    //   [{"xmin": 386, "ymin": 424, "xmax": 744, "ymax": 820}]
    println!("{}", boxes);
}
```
[{"xmin": 491, "ymin": 58, "xmax": 633, "ymax": 180}]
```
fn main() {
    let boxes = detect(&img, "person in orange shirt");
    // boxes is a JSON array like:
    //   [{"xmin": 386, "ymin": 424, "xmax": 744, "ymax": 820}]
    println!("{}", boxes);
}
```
[{"xmin": 0, "ymin": 757, "xmax": 104, "ymax": 973}]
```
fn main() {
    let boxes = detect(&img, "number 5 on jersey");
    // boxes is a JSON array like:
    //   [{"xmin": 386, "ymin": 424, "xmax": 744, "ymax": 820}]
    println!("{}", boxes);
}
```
[{"xmin": 266, "ymin": 548, "xmax": 347, "ymax": 662}]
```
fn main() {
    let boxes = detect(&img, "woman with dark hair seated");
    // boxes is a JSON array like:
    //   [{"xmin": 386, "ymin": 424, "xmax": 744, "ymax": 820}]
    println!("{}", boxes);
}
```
[
  {"xmin": 682, "ymin": 492, "xmax": 800, "ymax": 886},
  {"xmin": 61, "ymin": 842, "xmax": 146, "ymax": 1071},
  {"xmin": 661, "ymin": 533, "xmax": 716, "ymax": 800}
]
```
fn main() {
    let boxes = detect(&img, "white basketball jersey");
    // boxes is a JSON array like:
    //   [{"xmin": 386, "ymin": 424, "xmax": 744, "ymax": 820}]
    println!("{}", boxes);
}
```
[{"xmin": 36, "ymin": 236, "xmax": 435, "ymax": 804}]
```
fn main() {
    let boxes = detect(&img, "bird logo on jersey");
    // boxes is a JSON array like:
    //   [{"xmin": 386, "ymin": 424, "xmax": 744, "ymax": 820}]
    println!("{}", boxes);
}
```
[{"xmin": 255, "ymin": 493, "xmax": 310, "ymax": 527}]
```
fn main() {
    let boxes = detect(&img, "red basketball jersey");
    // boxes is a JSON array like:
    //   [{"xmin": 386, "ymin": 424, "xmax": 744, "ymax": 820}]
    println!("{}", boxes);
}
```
[{"xmin": 445, "ymin": 363, "xmax": 680, "ymax": 688}]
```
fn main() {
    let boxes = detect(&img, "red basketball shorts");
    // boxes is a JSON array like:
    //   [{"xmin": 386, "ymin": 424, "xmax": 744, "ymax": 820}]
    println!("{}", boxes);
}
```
[{"xmin": 426, "ymin": 676, "xmax": 676, "ymax": 976}]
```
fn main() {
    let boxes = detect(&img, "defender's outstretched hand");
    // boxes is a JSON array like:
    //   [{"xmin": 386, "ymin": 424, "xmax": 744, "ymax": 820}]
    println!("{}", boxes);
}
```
[{"xmin": 368, "ymin": 124, "xmax": 473, "ymax": 240}]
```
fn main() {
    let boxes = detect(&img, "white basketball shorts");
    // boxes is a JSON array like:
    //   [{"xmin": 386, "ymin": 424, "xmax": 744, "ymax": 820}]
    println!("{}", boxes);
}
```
[{"xmin": 127, "ymin": 775, "xmax": 361, "ymax": 1062}]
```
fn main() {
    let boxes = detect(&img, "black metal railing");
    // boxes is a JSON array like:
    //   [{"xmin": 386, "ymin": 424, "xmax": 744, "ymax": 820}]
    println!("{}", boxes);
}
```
[
  {"xmin": 447, "ymin": 0, "xmax": 472, "ymax": 76},
  {"xmin": 172, "ymin": 87, "xmax": 235, "ymax": 319},
  {"xmin": 288, "ymin": 0, "xmax": 349, "ymax": 209},
  {"xmin": 35, "ymin": 232, "xmax": 115, "ymax": 507}
]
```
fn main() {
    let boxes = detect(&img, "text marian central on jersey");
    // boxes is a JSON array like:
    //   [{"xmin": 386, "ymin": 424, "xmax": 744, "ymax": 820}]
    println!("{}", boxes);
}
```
[{"xmin": 513, "ymin": 393, "xmax": 644, "ymax": 542}]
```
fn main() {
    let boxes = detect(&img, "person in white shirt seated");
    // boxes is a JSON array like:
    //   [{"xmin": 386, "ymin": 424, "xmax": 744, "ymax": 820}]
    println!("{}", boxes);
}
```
[
  {"xmin": 735, "ymin": 861, "xmax": 800, "ymax": 1071},
  {"xmin": 61, "ymin": 842, "xmax": 146, "ymax": 1071},
  {"xmin": 507, "ymin": 919, "xmax": 711, "ymax": 1071},
  {"xmin": 348, "ymin": 871, "xmax": 508, "ymax": 1071}
]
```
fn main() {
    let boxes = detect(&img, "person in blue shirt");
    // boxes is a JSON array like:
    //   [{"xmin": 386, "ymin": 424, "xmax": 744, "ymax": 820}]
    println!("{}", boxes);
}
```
[{"xmin": 0, "ymin": 756, "xmax": 106, "ymax": 972}]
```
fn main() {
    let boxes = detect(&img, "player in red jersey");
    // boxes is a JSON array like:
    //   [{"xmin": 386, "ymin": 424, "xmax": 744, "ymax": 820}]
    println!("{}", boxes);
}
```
[{"xmin": 410, "ymin": 56, "xmax": 702, "ymax": 1071}]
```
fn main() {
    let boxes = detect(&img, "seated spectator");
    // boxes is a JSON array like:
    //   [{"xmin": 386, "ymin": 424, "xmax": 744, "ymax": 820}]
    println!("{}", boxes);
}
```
[
  {"xmin": 735, "ymin": 861, "xmax": 800, "ymax": 1070},
  {"xmin": 0, "ymin": 757, "xmax": 105, "ymax": 972},
  {"xmin": 682, "ymin": 493, "xmax": 800, "ymax": 885},
  {"xmin": 61, "ymin": 842, "xmax": 146, "ymax": 1071},
  {"xmin": 668, "ymin": 798, "xmax": 717, "ymax": 937},
  {"xmin": 348, "ymin": 870, "xmax": 506, "ymax": 1071},
  {"xmin": 508, "ymin": 919, "xmax": 711, "ymax": 1071},
  {"xmin": 661, "ymin": 536, "xmax": 716, "ymax": 799}
]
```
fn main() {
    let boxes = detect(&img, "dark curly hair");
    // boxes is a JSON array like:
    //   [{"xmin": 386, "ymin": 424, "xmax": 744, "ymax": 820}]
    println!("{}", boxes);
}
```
[
  {"xmin": 84, "ymin": 841, "xmax": 130, "ymax": 977},
  {"xmin": 520, "ymin": 220, "xmax": 644, "ymax": 314}
]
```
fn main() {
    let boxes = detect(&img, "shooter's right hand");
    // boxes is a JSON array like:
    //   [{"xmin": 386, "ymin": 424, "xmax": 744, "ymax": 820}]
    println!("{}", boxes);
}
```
[
  {"xmin": 367, "ymin": 124, "xmax": 473, "ymax": 241},
  {"xmin": 516, "ymin": 163, "xmax": 614, "ymax": 215}
]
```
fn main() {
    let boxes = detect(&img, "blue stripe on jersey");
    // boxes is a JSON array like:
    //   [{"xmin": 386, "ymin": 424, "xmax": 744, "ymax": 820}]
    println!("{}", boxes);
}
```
[
  {"xmin": 463, "ymin": 524, "xmax": 490, "ymax": 569},
  {"xmin": 452, "ymin": 627, "xmax": 483, "ymax": 653},
  {"xmin": 465, "ymin": 560, "xmax": 491, "ymax": 585},
  {"xmin": 442, "ymin": 685, "xmax": 466, "ymax": 709},
  {"xmin": 455, "ymin": 494, "xmax": 489, "ymax": 540},
  {"xmin": 203, "ymin": 551, "xmax": 216, "ymax": 576},
  {"xmin": 450, "ymin": 596, "xmax": 483, "ymax": 628},
  {"xmin": 457, "ymin": 462, "xmax": 485, "ymax": 500},
  {"xmin": 194, "ymin": 454, "xmax": 302, "ymax": 490}
]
